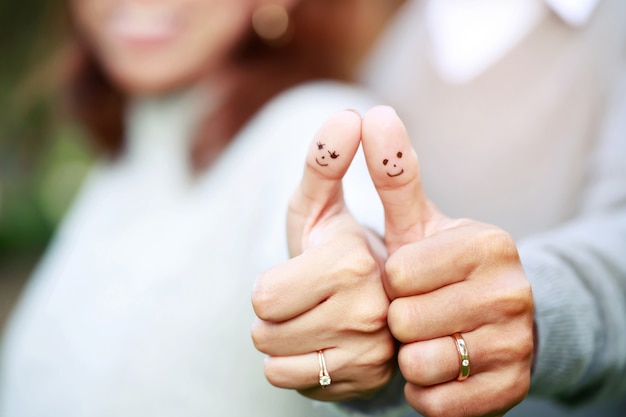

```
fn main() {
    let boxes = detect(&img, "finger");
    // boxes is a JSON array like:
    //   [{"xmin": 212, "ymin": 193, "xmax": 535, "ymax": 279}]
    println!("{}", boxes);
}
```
[
  {"xmin": 263, "ymin": 346, "xmax": 395, "ymax": 399},
  {"xmin": 384, "ymin": 220, "xmax": 496, "ymax": 299},
  {"xmin": 252, "ymin": 298, "xmax": 339, "ymax": 356},
  {"xmin": 398, "ymin": 336, "xmax": 465, "ymax": 386},
  {"xmin": 361, "ymin": 105, "xmax": 440, "ymax": 253},
  {"xmin": 388, "ymin": 265, "xmax": 531, "ymax": 343},
  {"xmin": 388, "ymin": 277, "xmax": 532, "ymax": 344},
  {"xmin": 387, "ymin": 281, "xmax": 486, "ymax": 343},
  {"xmin": 252, "ymin": 242, "xmax": 351, "ymax": 324},
  {"xmin": 398, "ymin": 328, "xmax": 523, "ymax": 387},
  {"xmin": 405, "ymin": 370, "xmax": 529, "ymax": 417},
  {"xmin": 288, "ymin": 109, "xmax": 362, "ymax": 256},
  {"xmin": 263, "ymin": 351, "xmax": 331, "ymax": 391},
  {"xmin": 252, "ymin": 271, "xmax": 390, "ymax": 356},
  {"xmin": 252, "ymin": 230, "xmax": 376, "ymax": 324}
]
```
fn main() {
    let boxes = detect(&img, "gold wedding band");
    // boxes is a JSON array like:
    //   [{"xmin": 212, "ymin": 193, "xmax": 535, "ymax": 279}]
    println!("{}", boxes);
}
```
[
  {"xmin": 318, "ymin": 350, "xmax": 331, "ymax": 388},
  {"xmin": 451, "ymin": 333, "xmax": 470, "ymax": 381}
]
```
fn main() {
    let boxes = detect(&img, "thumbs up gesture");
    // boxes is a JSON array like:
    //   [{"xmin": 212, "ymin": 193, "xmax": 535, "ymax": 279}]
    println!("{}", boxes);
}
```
[
  {"xmin": 252, "ymin": 106, "xmax": 535, "ymax": 416},
  {"xmin": 251, "ymin": 110, "xmax": 396, "ymax": 401},
  {"xmin": 361, "ymin": 106, "xmax": 534, "ymax": 417}
]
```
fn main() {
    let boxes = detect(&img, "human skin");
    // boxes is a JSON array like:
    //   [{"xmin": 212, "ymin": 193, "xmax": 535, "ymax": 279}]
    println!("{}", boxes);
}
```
[
  {"xmin": 361, "ymin": 106, "xmax": 534, "ymax": 416},
  {"xmin": 251, "ymin": 110, "xmax": 396, "ymax": 401},
  {"xmin": 253, "ymin": 106, "xmax": 535, "ymax": 416},
  {"xmin": 70, "ymin": 0, "xmax": 294, "ymax": 94},
  {"xmin": 69, "ymin": 0, "xmax": 403, "ymax": 96}
]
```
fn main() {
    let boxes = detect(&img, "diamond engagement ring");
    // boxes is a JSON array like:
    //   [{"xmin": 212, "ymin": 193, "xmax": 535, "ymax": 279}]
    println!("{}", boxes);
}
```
[{"xmin": 318, "ymin": 350, "xmax": 331, "ymax": 388}]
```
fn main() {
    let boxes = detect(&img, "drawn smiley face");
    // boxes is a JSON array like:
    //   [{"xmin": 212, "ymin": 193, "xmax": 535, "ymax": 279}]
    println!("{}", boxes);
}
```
[
  {"xmin": 383, "ymin": 151, "xmax": 404, "ymax": 177},
  {"xmin": 315, "ymin": 141, "xmax": 340, "ymax": 167}
]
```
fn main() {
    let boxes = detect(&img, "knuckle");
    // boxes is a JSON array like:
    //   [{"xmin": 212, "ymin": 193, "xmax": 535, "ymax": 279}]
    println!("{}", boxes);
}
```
[
  {"xmin": 350, "ymin": 294, "xmax": 389, "ymax": 334},
  {"xmin": 335, "ymin": 243, "xmax": 389, "ymax": 335},
  {"xmin": 388, "ymin": 298, "xmax": 421, "ymax": 342},
  {"xmin": 521, "ymin": 324, "xmax": 535, "ymax": 360},
  {"xmin": 367, "ymin": 333, "xmax": 397, "ymax": 367},
  {"xmin": 416, "ymin": 395, "xmax": 449, "ymax": 417},
  {"xmin": 384, "ymin": 253, "xmax": 411, "ymax": 297},
  {"xmin": 364, "ymin": 361, "xmax": 395, "ymax": 392},
  {"xmin": 264, "ymin": 373, "xmax": 283, "ymax": 389},
  {"xmin": 492, "ymin": 277, "xmax": 534, "ymax": 318},
  {"xmin": 250, "ymin": 319, "xmax": 270, "ymax": 353},
  {"xmin": 386, "ymin": 302, "xmax": 403, "ymax": 337},
  {"xmin": 398, "ymin": 343, "xmax": 445, "ymax": 387},
  {"xmin": 263, "ymin": 359, "xmax": 288, "ymax": 389},
  {"xmin": 398, "ymin": 345, "xmax": 426, "ymax": 383},
  {"xmin": 513, "ymin": 363, "xmax": 532, "ymax": 398},
  {"xmin": 497, "ymin": 364, "xmax": 532, "ymax": 409},
  {"xmin": 511, "ymin": 320, "xmax": 535, "ymax": 361},
  {"xmin": 323, "ymin": 238, "xmax": 380, "ymax": 292},
  {"xmin": 494, "ymin": 324, "xmax": 534, "ymax": 366},
  {"xmin": 373, "ymin": 362, "xmax": 395, "ymax": 388},
  {"xmin": 251, "ymin": 274, "xmax": 279, "ymax": 321},
  {"xmin": 476, "ymin": 226, "xmax": 519, "ymax": 262},
  {"xmin": 340, "ymin": 242, "xmax": 379, "ymax": 280},
  {"xmin": 353, "ymin": 340, "xmax": 396, "ymax": 391}
]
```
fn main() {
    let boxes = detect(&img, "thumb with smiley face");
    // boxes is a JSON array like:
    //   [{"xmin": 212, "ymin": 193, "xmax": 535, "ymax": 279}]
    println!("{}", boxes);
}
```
[
  {"xmin": 361, "ymin": 106, "xmax": 535, "ymax": 417},
  {"xmin": 251, "ymin": 109, "xmax": 396, "ymax": 401}
]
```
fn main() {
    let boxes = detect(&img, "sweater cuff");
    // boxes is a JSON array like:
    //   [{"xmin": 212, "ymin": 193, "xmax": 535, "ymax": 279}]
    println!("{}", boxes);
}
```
[{"xmin": 518, "ymin": 246, "xmax": 598, "ymax": 400}]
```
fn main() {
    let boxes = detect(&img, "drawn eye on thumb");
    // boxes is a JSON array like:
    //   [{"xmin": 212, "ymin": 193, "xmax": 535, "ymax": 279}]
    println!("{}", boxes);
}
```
[{"xmin": 314, "ymin": 141, "xmax": 341, "ymax": 167}]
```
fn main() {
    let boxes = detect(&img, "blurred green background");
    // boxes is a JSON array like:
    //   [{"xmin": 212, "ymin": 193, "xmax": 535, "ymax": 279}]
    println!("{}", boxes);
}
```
[{"xmin": 0, "ymin": 2, "xmax": 94, "ymax": 328}]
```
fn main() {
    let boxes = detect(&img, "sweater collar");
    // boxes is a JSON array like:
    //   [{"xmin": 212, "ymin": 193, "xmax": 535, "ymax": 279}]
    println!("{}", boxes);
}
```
[{"xmin": 122, "ymin": 83, "xmax": 212, "ymax": 187}]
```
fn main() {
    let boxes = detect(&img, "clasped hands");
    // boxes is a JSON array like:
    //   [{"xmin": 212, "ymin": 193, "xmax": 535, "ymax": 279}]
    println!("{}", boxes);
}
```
[{"xmin": 251, "ymin": 107, "xmax": 535, "ymax": 417}]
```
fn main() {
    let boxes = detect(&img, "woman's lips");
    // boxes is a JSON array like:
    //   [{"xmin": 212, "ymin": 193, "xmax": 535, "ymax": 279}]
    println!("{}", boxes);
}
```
[{"xmin": 109, "ymin": 3, "xmax": 181, "ymax": 46}]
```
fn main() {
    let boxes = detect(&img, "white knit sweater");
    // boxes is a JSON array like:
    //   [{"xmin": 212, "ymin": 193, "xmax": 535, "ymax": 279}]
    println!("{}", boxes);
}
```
[{"xmin": 0, "ymin": 82, "xmax": 383, "ymax": 417}]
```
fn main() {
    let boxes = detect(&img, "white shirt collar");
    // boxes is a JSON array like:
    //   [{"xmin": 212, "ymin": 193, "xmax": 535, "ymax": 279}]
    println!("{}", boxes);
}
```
[
  {"xmin": 425, "ymin": 0, "xmax": 601, "ymax": 83},
  {"xmin": 545, "ymin": 0, "xmax": 602, "ymax": 26}
]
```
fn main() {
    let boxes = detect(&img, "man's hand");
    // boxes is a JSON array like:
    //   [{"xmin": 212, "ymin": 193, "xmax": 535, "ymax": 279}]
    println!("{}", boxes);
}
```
[{"xmin": 361, "ymin": 106, "xmax": 535, "ymax": 417}]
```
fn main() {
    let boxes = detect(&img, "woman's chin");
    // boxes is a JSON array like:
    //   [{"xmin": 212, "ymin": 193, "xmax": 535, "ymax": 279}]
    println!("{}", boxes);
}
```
[{"xmin": 105, "ymin": 63, "xmax": 202, "ymax": 96}]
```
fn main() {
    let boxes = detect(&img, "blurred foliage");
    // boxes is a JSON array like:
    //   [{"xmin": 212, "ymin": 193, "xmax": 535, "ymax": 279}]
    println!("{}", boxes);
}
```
[{"xmin": 0, "ymin": 1, "xmax": 94, "ymax": 261}]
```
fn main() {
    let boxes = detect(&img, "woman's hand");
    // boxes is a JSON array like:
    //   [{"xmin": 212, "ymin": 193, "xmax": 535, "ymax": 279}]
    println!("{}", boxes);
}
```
[
  {"xmin": 251, "ymin": 110, "xmax": 396, "ymax": 401},
  {"xmin": 361, "ymin": 106, "xmax": 535, "ymax": 417}
]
